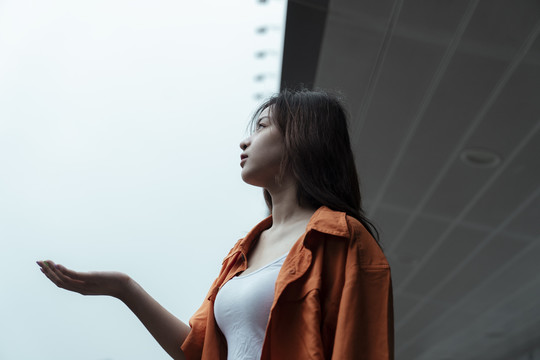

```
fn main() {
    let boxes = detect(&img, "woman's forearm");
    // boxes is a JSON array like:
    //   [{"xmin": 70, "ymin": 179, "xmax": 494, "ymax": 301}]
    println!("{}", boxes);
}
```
[
  {"xmin": 37, "ymin": 261, "xmax": 190, "ymax": 359},
  {"xmin": 119, "ymin": 278, "xmax": 190, "ymax": 360}
]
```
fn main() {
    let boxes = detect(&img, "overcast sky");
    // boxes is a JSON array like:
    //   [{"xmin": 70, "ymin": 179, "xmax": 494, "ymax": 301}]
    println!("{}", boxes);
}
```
[{"xmin": 0, "ymin": 1, "xmax": 286, "ymax": 359}]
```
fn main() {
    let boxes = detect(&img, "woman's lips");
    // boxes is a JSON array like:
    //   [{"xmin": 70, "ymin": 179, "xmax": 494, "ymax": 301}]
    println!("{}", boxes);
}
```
[{"xmin": 240, "ymin": 154, "xmax": 248, "ymax": 167}]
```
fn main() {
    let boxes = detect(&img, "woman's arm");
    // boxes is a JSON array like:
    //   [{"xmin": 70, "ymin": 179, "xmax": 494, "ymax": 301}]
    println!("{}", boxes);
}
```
[
  {"xmin": 37, "ymin": 260, "xmax": 189, "ymax": 360},
  {"xmin": 332, "ymin": 266, "xmax": 394, "ymax": 360}
]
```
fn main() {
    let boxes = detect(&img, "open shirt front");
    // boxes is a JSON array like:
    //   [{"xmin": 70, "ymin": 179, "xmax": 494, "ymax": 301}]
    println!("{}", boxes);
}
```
[{"xmin": 181, "ymin": 206, "xmax": 394, "ymax": 360}]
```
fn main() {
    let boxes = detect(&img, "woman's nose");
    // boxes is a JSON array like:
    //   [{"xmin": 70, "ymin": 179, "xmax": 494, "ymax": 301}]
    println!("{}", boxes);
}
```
[{"xmin": 240, "ymin": 137, "xmax": 250, "ymax": 150}]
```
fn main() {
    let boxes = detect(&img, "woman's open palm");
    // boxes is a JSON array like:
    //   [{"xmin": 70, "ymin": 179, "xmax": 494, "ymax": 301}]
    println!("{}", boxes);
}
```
[{"xmin": 37, "ymin": 260, "xmax": 130, "ymax": 298}]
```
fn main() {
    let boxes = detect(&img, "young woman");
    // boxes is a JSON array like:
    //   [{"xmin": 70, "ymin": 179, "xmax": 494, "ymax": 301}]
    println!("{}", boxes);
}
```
[{"xmin": 37, "ymin": 89, "xmax": 394, "ymax": 360}]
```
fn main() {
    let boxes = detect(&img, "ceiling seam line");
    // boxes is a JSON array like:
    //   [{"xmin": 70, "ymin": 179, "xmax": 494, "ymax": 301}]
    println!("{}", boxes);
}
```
[
  {"xmin": 400, "ymin": 239, "xmax": 540, "ymax": 357},
  {"xmin": 395, "ymin": 290, "xmax": 456, "ymax": 308},
  {"xmin": 394, "ymin": 113, "xmax": 540, "ymax": 296},
  {"xmin": 414, "ymin": 264, "xmax": 540, "ymax": 360},
  {"xmin": 329, "ymin": 7, "xmax": 540, "ymax": 67},
  {"xmin": 488, "ymin": 316, "xmax": 540, "ymax": 360},
  {"xmin": 368, "ymin": 0, "xmax": 479, "ymax": 217},
  {"xmin": 350, "ymin": 0, "xmax": 403, "ymax": 139},
  {"xmin": 386, "ymin": 19, "xmax": 540, "ymax": 253},
  {"xmin": 415, "ymin": 267, "xmax": 540, "ymax": 360},
  {"xmin": 395, "ymin": 177, "xmax": 540, "ymax": 340},
  {"xmin": 376, "ymin": 203, "xmax": 536, "ymax": 241}
]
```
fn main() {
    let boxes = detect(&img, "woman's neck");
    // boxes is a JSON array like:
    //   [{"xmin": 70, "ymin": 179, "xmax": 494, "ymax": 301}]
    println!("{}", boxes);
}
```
[{"xmin": 266, "ymin": 177, "xmax": 317, "ymax": 229}]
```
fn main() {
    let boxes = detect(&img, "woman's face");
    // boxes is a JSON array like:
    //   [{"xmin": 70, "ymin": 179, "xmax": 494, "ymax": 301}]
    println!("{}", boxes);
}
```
[{"xmin": 239, "ymin": 107, "xmax": 285, "ymax": 188}]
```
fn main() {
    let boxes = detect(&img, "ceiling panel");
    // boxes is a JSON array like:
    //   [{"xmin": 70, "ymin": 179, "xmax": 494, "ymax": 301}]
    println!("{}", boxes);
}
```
[
  {"xmin": 482, "ymin": 319, "xmax": 540, "ymax": 360},
  {"xmin": 391, "ymin": 213, "xmax": 449, "ymax": 264},
  {"xmin": 455, "ymin": 279, "xmax": 540, "ymax": 360},
  {"xmin": 316, "ymin": 13, "xmax": 384, "ymax": 103},
  {"xmin": 368, "ymin": 204, "xmax": 409, "ymax": 246},
  {"xmin": 329, "ymin": 0, "xmax": 394, "ymax": 23},
  {"xmin": 399, "ymin": 343, "xmax": 436, "ymax": 360},
  {"xmin": 404, "ymin": 306, "xmax": 486, "ymax": 360},
  {"xmin": 386, "ymin": 256, "xmax": 415, "ymax": 289},
  {"xmin": 396, "ymin": 0, "xmax": 470, "ymax": 42},
  {"xmin": 393, "ymin": 291, "xmax": 422, "ymax": 323},
  {"xmin": 461, "ymin": 241, "xmax": 540, "ymax": 314},
  {"xmin": 505, "ymin": 195, "xmax": 540, "ymax": 237},
  {"xmin": 430, "ymin": 233, "xmax": 532, "ymax": 307},
  {"xmin": 350, "ymin": 35, "xmax": 447, "ymax": 205},
  {"xmin": 421, "ymin": 159, "xmax": 495, "ymax": 219},
  {"xmin": 377, "ymin": 50, "xmax": 509, "ymax": 212},
  {"xmin": 397, "ymin": 243, "xmax": 540, "ymax": 359},
  {"xmin": 402, "ymin": 225, "xmax": 485, "ymax": 296},
  {"xmin": 464, "ymin": 62, "xmax": 540, "ymax": 156},
  {"xmin": 397, "ymin": 299, "xmax": 449, "ymax": 345},
  {"xmin": 464, "ymin": 0, "xmax": 540, "ymax": 50},
  {"xmin": 524, "ymin": 35, "xmax": 540, "ymax": 65},
  {"xmin": 463, "ymin": 129, "xmax": 540, "ymax": 230}
]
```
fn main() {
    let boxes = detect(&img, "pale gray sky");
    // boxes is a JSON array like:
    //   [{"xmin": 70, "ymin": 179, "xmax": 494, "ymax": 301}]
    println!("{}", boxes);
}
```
[{"xmin": 0, "ymin": 1, "xmax": 286, "ymax": 359}]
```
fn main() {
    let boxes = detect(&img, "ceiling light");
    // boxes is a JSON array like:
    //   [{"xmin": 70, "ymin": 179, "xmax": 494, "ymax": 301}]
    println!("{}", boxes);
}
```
[{"xmin": 460, "ymin": 148, "xmax": 501, "ymax": 168}]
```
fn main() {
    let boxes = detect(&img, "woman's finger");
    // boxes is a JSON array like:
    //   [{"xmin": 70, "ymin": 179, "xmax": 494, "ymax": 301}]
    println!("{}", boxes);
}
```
[
  {"xmin": 50, "ymin": 264, "xmax": 97, "ymax": 295},
  {"xmin": 38, "ymin": 260, "xmax": 85, "ymax": 292},
  {"xmin": 37, "ymin": 260, "xmax": 120, "ymax": 296},
  {"xmin": 53, "ymin": 266, "xmax": 86, "ymax": 287},
  {"xmin": 38, "ymin": 261, "xmax": 67, "ymax": 289},
  {"xmin": 55, "ymin": 263, "xmax": 85, "ymax": 281}
]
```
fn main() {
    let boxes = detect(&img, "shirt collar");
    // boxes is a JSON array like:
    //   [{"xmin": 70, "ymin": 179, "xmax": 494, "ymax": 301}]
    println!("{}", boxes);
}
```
[
  {"xmin": 306, "ymin": 206, "xmax": 350, "ymax": 238},
  {"xmin": 234, "ymin": 206, "xmax": 350, "ymax": 254}
]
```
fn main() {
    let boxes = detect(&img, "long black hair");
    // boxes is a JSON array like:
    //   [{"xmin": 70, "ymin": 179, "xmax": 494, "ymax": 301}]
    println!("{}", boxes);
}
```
[{"xmin": 250, "ymin": 88, "xmax": 380, "ymax": 245}]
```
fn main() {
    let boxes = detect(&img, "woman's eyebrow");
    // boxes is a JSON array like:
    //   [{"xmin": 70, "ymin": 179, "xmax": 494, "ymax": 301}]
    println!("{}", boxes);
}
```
[{"xmin": 257, "ymin": 116, "xmax": 270, "ymax": 122}]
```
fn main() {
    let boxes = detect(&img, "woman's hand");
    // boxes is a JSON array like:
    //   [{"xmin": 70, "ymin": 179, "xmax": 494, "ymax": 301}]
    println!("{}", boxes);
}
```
[
  {"xmin": 36, "ymin": 259, "xmax": 190, "ymax": 359},
  {"xmin": 36, "ymin": 260, "xmax": 131, "ymax": 299}
]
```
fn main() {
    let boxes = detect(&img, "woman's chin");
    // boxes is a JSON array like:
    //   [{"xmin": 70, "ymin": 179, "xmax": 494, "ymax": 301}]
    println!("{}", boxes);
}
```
[
  {"xmin": 240, "ymin": 170, "xmax": 255, "ymax": 185},
  {"xmin": 241, "ymin": 176, "xmax": 261, "ymax": 188},
  {"xmin": 241, "ymin": 171, "xmax": 266, "ymax": 188}
]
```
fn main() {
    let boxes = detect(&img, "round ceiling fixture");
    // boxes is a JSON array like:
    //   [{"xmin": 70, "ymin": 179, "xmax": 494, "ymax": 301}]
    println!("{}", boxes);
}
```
[{"xmin": 460, "ymin": 148, "xmax": 501, "ymax": 168}]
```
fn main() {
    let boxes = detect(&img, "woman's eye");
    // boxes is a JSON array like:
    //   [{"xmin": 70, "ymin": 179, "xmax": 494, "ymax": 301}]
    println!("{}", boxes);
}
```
[{"xmin": 256, "ymin": 123, "xmax": 267, "ymax": 130}]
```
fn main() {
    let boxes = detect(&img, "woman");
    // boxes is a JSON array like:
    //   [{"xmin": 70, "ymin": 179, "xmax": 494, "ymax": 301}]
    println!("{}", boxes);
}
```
[{"xmin": 38, "ymin": 89, "xmax": 394, "ymax": 360}]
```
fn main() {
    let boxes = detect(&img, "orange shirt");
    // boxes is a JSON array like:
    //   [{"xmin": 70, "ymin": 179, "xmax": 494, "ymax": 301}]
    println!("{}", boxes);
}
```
[{"xmin": 181, "ymin": 206, "xmax": 394, "ymax": 359}]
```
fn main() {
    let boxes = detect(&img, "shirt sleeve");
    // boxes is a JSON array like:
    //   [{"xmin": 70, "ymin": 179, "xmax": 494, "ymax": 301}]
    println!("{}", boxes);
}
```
[
  {"xmin": 180, "ymin": 280, "xmax": 215, "ymax": 359},
  {"xmin": 332, "ymin": 265, "xmax": 394, "ymax": 359},
  {"xmin": 331, "ymin": 220, "xmax": 394, "ymax": 360}
]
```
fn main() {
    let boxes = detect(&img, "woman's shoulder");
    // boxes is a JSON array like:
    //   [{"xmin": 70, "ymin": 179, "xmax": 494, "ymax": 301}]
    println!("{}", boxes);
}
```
[{"xmin": 343, "ymin": 215, "xmax": 390, "ymax": 269}]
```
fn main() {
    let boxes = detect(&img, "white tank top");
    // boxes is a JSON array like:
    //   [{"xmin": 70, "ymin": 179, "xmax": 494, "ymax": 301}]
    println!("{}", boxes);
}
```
[{"xmin": 214, "ymin": 253, "xmax": 288, "ymax": 360}]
